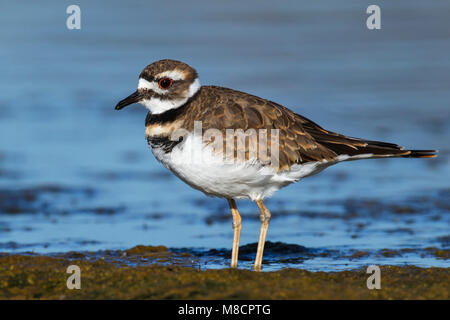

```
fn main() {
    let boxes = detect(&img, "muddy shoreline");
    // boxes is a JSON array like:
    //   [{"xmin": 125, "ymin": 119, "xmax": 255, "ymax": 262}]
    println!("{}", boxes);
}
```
[{"xmin": 1, "ymin": 246, "xmax": 448, "ymax": 299}]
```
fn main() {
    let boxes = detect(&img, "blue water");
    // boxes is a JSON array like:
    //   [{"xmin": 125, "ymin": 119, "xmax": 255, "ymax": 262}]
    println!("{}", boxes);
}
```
[{"xmin": 0, "ymin": 0, "xmax": 449, "ymax": 271}]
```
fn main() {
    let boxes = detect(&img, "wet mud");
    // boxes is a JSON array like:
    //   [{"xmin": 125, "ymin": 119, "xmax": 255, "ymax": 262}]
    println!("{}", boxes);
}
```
[{"xmin": 0, "ymin": 248, "xmax": 448, "ymax": 299}]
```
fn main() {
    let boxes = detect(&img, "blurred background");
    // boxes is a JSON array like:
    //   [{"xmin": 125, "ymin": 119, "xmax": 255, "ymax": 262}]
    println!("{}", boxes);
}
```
[{"xmin": 0, "ymin": 0, "xmax": 448, "ymax": 270}]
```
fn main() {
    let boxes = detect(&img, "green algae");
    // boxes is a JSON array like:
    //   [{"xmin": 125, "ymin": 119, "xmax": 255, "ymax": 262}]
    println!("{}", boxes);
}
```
[
  {"xmin": 125, "ymin": 245, "xmax": 169, "ymax": 255},
  {"xmin": 380, "ymin": 249, "xmax": 402, "ymax": 258},
  {"xmin": 347, "ymin": 251, "xmax": 370, "ymax": 259},
  {"xmin": 424, "ymin": 247, "xmax": 450, "ymax": 259},
  {"xmin": 0, "ymin": 252, "xmax": 448, "ymax": 299}
]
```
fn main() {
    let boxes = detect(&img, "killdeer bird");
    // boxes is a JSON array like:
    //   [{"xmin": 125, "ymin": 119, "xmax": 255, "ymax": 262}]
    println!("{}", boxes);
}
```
[{"xmin": 115, "ymin": 59, "xmax": 437, "ymax": 271}]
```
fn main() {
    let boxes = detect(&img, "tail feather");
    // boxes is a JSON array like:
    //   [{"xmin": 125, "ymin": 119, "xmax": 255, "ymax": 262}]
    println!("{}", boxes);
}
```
[
  {"xmin": 317, "ymin": 137, "xmax": 438, "ymax": 160},
  {"xmin": 301, "ymin": 120, "xmax": 438, "ymax": 160},
  {"xmin": 402, "ymin": 149, "xmax": 438, "ymax": 158}
]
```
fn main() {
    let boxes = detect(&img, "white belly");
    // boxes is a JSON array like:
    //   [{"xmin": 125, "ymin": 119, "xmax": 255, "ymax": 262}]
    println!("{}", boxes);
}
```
[{"xmin": 151, "ymin": 134, "xmax": 332, "ymax": 200}]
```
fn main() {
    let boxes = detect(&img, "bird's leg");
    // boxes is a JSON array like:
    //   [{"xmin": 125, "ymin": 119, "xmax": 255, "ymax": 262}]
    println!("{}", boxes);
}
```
[
  {"xmin": 254, "ymin": 199, "xmax": 271, "ymax": 271},
  {"xmin": 227, "ymin": 199, "xmax": 242, "ymax": 268}
]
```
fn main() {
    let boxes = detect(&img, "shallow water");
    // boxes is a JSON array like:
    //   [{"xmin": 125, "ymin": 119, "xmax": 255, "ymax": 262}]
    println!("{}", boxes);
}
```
[{"xmin": 0, "ymin": 0, "xmax": 449, "ymax": 271}]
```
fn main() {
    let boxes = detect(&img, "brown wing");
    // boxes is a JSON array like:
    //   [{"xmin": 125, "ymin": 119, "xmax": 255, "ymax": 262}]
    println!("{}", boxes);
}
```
[
  {"xmin": 181, "ymin": 86, "xmax": 335, "ymax": 170},
  {"xmin": 182, "ymin": 86, "xmax": 437, "ymax": 171}
]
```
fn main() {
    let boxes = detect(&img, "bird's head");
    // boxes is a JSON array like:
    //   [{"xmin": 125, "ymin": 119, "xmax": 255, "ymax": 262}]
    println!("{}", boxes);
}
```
[{"xmin": 115, "ymin": 59, "xmax": 200, "ymax": 114}]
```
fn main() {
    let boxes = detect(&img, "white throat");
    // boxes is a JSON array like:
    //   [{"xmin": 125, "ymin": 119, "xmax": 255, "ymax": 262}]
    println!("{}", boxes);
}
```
[{"xmin": 138, "ymin": 78, "xmax": 200, "ymax": 114}]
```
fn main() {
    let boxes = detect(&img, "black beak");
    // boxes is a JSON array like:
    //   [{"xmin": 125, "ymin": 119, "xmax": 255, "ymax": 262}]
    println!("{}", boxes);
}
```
[{"xmin": 115, "ymin": 90, "xmax": 142, "ymax": 110}]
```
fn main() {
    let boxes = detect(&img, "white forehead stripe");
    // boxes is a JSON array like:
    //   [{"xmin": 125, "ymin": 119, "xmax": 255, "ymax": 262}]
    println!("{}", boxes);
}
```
[
  {"xmin": 138, "ymin": 78, "xmax": 155, "ymax": 90},
  {"xmin": 156, "ymin": 70, "xmax": 185, "ymax": 81},
  {"xmin": 138, "ymin": 78, "xmax": 167, "ymax": 95}
]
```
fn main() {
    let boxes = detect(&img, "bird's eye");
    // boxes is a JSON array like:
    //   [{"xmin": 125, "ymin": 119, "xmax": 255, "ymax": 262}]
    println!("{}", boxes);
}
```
[{"xmin": 158, "ymin": 77, "xmax": 173, "ymax": 90}]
